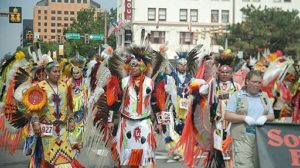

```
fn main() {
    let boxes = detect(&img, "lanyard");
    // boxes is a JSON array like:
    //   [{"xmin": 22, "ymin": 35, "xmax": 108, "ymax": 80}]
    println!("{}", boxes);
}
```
[{"xmin": 46, "ymin": 80, "xmax": 61, "ymax": 119}]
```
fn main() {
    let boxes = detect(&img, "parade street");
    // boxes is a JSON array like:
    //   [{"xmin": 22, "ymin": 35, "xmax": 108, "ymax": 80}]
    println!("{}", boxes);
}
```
[{"xmin": 0, "ymin": 136, "xmax": 189, "ymax": 168}]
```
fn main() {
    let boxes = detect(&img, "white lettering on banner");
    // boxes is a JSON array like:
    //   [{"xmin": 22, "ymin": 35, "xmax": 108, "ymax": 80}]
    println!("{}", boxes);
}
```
[{"xmin": 40, "ymin": 123, "xmax": 53, "ymax": 136}]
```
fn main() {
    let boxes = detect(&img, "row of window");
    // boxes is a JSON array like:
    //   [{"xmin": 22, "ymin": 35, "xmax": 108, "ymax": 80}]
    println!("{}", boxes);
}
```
[
  {"xmin": 37, "ymin": 10, "xmax": 76, "ymax": 15},
  {"xmin": 37, "ymin": 22, "xmax": 70, "ymax": 27},
  {"xmin": 37, "ymin": 28, "xmax": 63, "ymax": 33},
  {"xmin": 148, "ymin": 8, "xmax": 229, "ymax": 23},
  {"xmin": 51, "ymin": 0, "xmax": 88, "ymax": 3},
  {"xmin": 126, "ymin": 31, "xmax": 196, "ymax": 45},
  {"xmin": 37, "ymin": 16, "xmax": 75, "ymax": 21}
]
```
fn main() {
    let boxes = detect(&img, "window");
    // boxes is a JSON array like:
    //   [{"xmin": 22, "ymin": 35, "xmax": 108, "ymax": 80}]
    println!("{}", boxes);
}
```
[
  {"xmin": 51, "ymin": 10, "xmax": 55, "ymax": 14},
  {"xmin": 221, "ymin": 10, "xmax": 229, "ymax": 23},
  {"xmin": 51, "ymin": 36, "xmax": 55, "ymax": 39},
  {"xmin": 148, "ymin": 8, "xmax": 156, "ymax": 21},
  {"xmin": 51, "ymin": 23, "xmax": 55, "ymax": 26},
  {"xmin": 83, "ymin": 0, "xmax": 87, "ymax": 3},
  {"xmin": 38, "ymin": 28, "xmax": 41, "ymax": 32},
  {"xmin": 57, "ymin": 23, "xmax": 62, "ymax": 27},
  {"xmin": 64, "ymin": 17, "xmax": 68, "ymax": 21},
  {"xmin": 180, "ymin": 32, "xmax": 193, "ymax": 45},
  {"xmin": 70, "ymin": 11, "xmax": 75, "ymax": 15},
  {"xmin": 190, "ymin": 9, "xmax": 198, "ymax": 22},
  {"xmin": 64, "ymin": 11, "xmax": 69, "ymax": 15},
  {"xmin": 38, "ymin": 16, "xmax": 41, "ymax": 20},
  {"xmin": 57, "ymin": 17, "xmax": 62, "ymax": 20},
  {"xmin": 57, "ymin": 0, "xmax": 62, "ymax": 2},
  {"xmin": 64, "ymin": 23, "xmax": 69, "ymax": 27},
  {"xmin": 38, "ymin": 22, "xmax": 41, "ymax": 26},
  {"xmin": 273, "ymin": 0, "xmax": 281, "ymax": 2},
  {"xmin": 211, "ymin": 10, "xmax": 219, "ymax": 23},
  {"xmin": 44, "ymin": 36, "xmax": 47, "ymax": 39},
  {"xmin": 57, "ymin": 29, "xmax": 62, "ymax": 33},
  {"xmin": 44, "ymin": 22, "xmax": 47, "ymax": 26},
  {"xmin": 51, "ymin": 0, "xmax": 56, "ymax": 2},
  {"xmin": 180, "ymin": 9, "xmax": 188, "ymax": 21},
  {"xmin": 51, "ymin": 29, "xmax": 56, "ymax": 33},
  {"xmin": 70, "ymin": 17, "xmax": 75, "ymax": 21},
  {"xmin": 284, "ymin": 0, "xmax": 291, "ymax": 2},
  {"xmin": 70, "ymin": 0, "xmax": 75, "ymax": 3},
  {"xmin": 44, "ymin": 10, "xmax": 47, "ymax": 14},
  {"xmin": 125, "ymin": 29, "xmax": 132, "ymax": 43},
  {"xmin": 44, "ymin": 29, "xmax": 47, "ymax": 32},
  {"xmin": 158, "ymin": 8, "xmax": 166, "ymax": 21},
  {"xmin": 51, "ymin": 17, "xmax": 55, "ymax": 20},
  {"xmin": 64, "ymin": 0, "xmax": 69, "ymax": 2},
  {"xmin": 77, "ymin": 0, "xmax": 81, "ymax": 3},
  {"xmin": 151, "ymin": 31, "xmax": 165, "ymax": 44},
  {"xmin": 44, "ymin": 16, "xmax": 47, "ymax": 20},
  {"xmin": 57, "ymin": 11, "xmax": 62, "ymax": 14},
  {"xmin": 38, "ymin": 10, "xmax": 41, "ymax": 14}
]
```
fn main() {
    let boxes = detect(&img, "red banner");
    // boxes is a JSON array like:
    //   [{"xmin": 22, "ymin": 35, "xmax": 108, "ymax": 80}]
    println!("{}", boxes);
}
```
[
  {"xmin": 256, "ymin": 123, "xmax": 300, "ymax": 168},
  {"xmin": 125, "ymin": 0, "xmax": 132, "ymax": 21}
]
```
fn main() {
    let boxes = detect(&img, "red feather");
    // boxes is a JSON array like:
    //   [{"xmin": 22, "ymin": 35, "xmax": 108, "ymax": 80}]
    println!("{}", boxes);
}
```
[
  {"xmin": 153, "ymin": 80, "xmax": 166, "ymax": 111},
  {"xmin": 106, "ymin": 76, "xmax": 121, "ymax": 106}
]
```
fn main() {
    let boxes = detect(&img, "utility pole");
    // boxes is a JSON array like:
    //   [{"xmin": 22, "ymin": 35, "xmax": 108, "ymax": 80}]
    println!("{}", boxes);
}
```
[{"xmin": 104, "ymin": 10, "xmax": 107, "ymax": 44}]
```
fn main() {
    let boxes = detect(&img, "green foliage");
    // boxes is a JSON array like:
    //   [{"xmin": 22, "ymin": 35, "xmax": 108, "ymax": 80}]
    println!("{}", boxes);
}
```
[
  {"xmin": 63, "ymin": 8, "xmax": 117, "ymax": 58},
  {"xmin": 218, "ymin": 5, "xmax": 300, "ymax": 58}
]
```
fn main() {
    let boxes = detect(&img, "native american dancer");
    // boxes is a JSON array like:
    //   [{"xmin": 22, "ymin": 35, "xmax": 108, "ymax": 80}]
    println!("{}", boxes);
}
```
[
  {"xmin": 257, "ymin": 51, "xmax": 299, "ymax": 123},
  {"xmin": 175, "ymin": 49, "xmax": 240, "ymax": 168},
  {"xmin": 66, "ymin": 56, "xmax": 87, "ymax": 148},
  {"xmin": 0, "ymin": 45, "xmax": 84, "ymax": 168},
  {"xmin": 83, "ymin": 44, "xmax": 167, "ymax": 167}
]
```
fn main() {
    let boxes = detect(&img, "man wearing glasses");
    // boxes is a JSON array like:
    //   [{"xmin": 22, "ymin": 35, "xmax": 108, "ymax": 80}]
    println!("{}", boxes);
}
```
[{"xmin": 225, "ymin": 70, "xmax": 274, "ymax": 168}]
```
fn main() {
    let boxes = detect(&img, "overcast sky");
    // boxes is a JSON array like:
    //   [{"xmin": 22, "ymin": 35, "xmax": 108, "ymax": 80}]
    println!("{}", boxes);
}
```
[{"xmin": 0, "ymin": 0, "xmax": 116, "ymax": 55}]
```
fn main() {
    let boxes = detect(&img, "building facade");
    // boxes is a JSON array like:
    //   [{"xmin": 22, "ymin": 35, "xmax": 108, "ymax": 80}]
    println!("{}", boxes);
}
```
[
  {"xmin": 22, "ymin": 19, "xmax": 34, "ymax": 47},
  {"xmin": 33, "ymin": 0, "xmax": 101, "ymax": 42},
  {"xmin": 116, "ymin": 0, "xmax": 300, "ymax": 58}
]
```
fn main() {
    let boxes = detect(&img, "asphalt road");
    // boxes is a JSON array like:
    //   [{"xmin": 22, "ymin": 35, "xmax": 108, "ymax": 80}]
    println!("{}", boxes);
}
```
[{"xmin": 0, "ymin": 135, "xmax": 190, "ymax": 168}]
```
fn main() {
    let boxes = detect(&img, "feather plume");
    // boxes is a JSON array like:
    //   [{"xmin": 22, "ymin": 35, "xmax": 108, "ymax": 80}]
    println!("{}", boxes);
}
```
[
  {"xmin": 106, "ymin": 76, "xmax": 121, "ymax": 106},
  {"xmin": 28, "ymin": 46, "xmax": 38, "ymax": 63},
  {"xmin": 151, "ymin": 50, "xmax": 165, "ymax": 79},
  {"xmin": 187, "ymin": 45, "xmax": 202, "ymax": 76},
  {"xmin": 108, "ymin": 52, "xmax": 126, "ymax": 78},
  {"xmin": 14, "ymin": 67, "xmax": 30, "ymax": 90}
]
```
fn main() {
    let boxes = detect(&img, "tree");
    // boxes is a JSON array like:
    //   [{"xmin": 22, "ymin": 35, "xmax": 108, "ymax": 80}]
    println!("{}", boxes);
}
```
[
  {"xmin": 218, "ymin": 5, "xmax": 300, "ymax": 58},
  {"xmin": 63, "ymin": 8, "xmax": 117, "ymax": 58}
]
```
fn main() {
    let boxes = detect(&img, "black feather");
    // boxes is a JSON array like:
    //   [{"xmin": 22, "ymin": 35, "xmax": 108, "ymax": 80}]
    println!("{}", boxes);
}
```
[
  {"xmin": 151, "ymin": 50, "xmax": 165, "ymax": 78},
  {"xmin": 0, "ymin": 55, "xmax": 16, "ymax": 77},
  {"xmin": 187, "ymin": 45, "xmax": 202, "ymax": 76},
  {"xmin": 14, "ymin": 67, "xmax": 30, "ymax": 90},
  {"xmin": 5, "ymin": 110, "xmax": 30, "ymax": 129},
  {"xmin": 94, "ymin": 93, "xmax": 109, "ymax": 126}
]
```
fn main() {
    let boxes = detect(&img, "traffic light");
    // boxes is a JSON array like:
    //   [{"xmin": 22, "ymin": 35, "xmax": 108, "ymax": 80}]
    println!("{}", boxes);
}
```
[
  {"xmin": 84, "ymin": 34, "xmax": 89, "ymax": 44},
  {"xmin": 26, "ymin": 31, "xmax": 33, "ymax": 41},
  {"xmin": 9, "ymin": 7, "xmax": 22, "ymax": 23}
]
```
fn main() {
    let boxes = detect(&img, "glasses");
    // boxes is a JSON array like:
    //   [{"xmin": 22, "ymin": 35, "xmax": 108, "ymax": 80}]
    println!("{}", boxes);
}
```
[{"xmin": 248, "ymin": 80, "xmax": 262, "ymax": 85}]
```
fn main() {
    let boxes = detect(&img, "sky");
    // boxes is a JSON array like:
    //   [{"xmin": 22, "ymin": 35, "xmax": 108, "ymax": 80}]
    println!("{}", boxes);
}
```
[{"xmin": 0, "ymin": 0, "xmax": 116, "ymax": 56}]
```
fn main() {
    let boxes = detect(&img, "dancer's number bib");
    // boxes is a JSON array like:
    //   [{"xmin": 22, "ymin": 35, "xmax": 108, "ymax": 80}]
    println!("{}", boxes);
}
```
[
  {"xmin": 179, "ymin": 98, "xmax": 189, "ymax": 110},
  {"xmin": 40, "ymin": 124, "xmax": 53, "ymax": 136}
]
